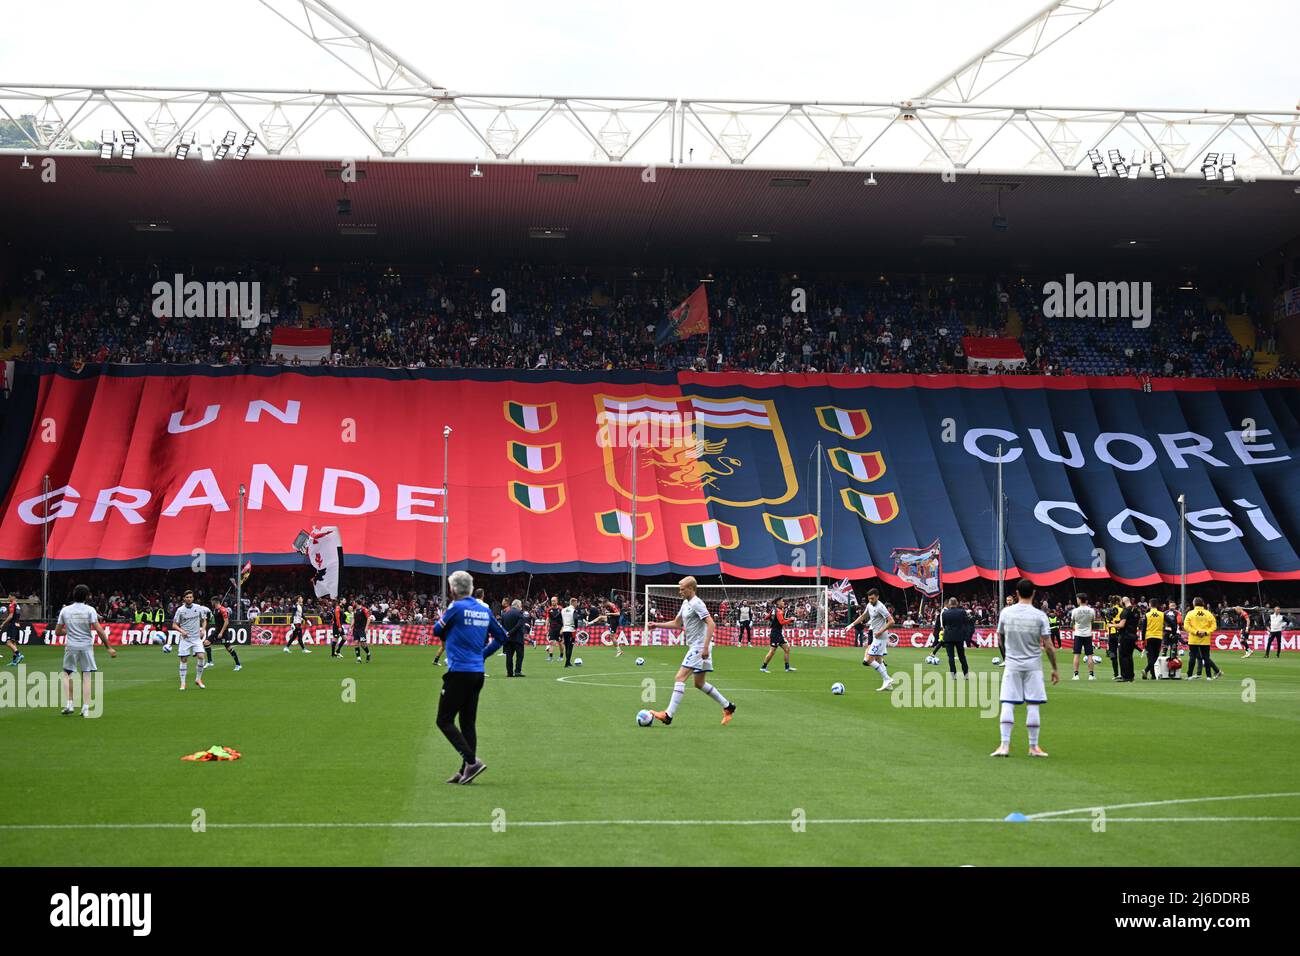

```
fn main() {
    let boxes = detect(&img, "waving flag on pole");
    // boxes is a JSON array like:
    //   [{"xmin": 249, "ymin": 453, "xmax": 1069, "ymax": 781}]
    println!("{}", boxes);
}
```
[
  {"xmin": 295, "ymin": 527, "xmax": 343, "ymax": 599},
  {"xmin": 828, "ymin": 578, "xmax": 857, "ymax": 605},
  {"xmin": 892, "ymin": 541, "xmax": 942, "ymax": 596},
  {"xmin": 655, "ymin": 284, "xmax": 710, "ymax": 347}
]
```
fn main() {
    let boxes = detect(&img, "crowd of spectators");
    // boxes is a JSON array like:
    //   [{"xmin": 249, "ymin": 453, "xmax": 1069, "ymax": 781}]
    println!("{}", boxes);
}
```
[
  {"xmin": 9, "ymin": 566, "xmax": 1297, "ymax": 633},
  {"xmin": 8, "ymin": 259, "xmax": 1296, "ymax": 380}
]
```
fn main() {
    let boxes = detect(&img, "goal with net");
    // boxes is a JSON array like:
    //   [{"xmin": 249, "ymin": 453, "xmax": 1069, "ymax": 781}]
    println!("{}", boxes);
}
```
[{"xmin": 643, "ymin": 583, "xmax": 833, "ymax": 646}]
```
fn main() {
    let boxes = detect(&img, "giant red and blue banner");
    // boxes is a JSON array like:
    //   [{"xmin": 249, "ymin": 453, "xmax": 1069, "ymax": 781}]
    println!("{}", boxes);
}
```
[{"xmin": 0, "ymin": 363, "xmax": 1297, "ymax": 585}]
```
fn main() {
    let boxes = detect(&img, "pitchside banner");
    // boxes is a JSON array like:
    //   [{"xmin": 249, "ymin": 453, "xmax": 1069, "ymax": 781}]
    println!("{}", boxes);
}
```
[
  {"xmin": 0, "ymin": 363, "xmax": 1298, "ymax": 585},
  {"xmin": 11, "ymin": 621, "xmax": 1300, "ymax": 653}
]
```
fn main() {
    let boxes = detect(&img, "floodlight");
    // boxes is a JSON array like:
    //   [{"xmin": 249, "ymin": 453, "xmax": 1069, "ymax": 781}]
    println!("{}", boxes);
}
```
[
  {"xmin": 121, "ymin": 130, "xmax": 137, "ymax": 160},
  {"xmin": 214, "ymin": 130, "xmax": 237, "ymax": 160},
  {"xmin": 175, "ymin": 131, "xmax": 196, "ymax": 159},
  {"xmin": 99, "ymin": 129, "xmax": 115, "ymax": 160}
]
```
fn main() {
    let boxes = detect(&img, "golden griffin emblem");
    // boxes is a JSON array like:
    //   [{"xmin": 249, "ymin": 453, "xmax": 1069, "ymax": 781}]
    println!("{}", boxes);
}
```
[{"xmin": 645, "ymin": 435, "xmax": 742, "ymax": 490}]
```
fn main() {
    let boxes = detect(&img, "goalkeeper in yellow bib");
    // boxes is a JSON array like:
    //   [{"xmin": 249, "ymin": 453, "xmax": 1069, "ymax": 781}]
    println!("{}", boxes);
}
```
[{"xmin": 650, "ymin": 577, "xmax": 737, "ymax": 726}]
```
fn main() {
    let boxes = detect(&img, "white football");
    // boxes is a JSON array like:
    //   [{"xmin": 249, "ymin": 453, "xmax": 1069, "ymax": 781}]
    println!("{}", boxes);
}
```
[
  {"xmin": 991, "ymin": 656, "xmax": 1002, "ymax": 665},
  {"xmin": 831, "ymin": 682, "xmax": 845, "ymax": 695},
  {"xmin": 1092, "ymin": 655, "xmax": 1103, "ymax": 664},
  {"xmin": 573, "ymin": 658, "xmax": 583, "ymax": 666},
  {"xmin": 635, "ymin": 657, "xmax": 645, "ymax": 666},
  {"xmin": 636, "ymin": 709, "xmax": 654, "ymax": 727}
]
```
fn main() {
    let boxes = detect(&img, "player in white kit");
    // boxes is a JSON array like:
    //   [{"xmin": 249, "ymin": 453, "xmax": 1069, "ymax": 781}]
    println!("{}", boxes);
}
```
[
  {"xmin": 56, "ymin": 584, "xmax": 116, "ymax": 716},
  {"xmin": 991, "ymin": 578, "xmax": 1059, "ymax": 758},
  {"xmin": 650, "ymin": 576, "xmax": 737, "ymax": 726},
  {"xmin": 173, "ymin": 590, "xmax": 211, "ymax": 691},
  {"xmin": 848, "ymin": 589, "xmax": 895, "ymax": 691}
]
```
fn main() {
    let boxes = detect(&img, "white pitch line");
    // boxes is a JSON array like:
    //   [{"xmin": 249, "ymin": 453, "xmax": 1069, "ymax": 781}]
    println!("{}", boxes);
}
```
[
  {"xmin": 3, "ymin": 816, "xmax": 1300, "ymax": 832},
  {"xmin": 1027, "ymin": 791, "xmax": 1300, "ymax": 820}
]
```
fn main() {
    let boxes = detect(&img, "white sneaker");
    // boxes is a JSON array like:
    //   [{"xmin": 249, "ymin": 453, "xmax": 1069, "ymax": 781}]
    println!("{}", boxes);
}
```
[
  {"xmin": 283, "ymin": 647, "xmax": 291, "ymax": 653},
  {"xmin": 195, "ymin": 678, "xmax": 205, "ymax": 689},
  {"xmin": 1242, "ymin": 650, "xmax": 1253, "ymax": 658},
  {"xmin": 1088, "ymin": 674, "xmax": 1096, "ymax": 681},
  {"xmin": 179, "ymin": 683, "xmax": 186, "ymax": 691},
  {"xmin": 303, "ymin": 649, "xmax": 312, "ymax": 654},
  {"xmin": 1072, "ymin": 674, "xmax": 1080, "ymax": 681},
  {"xmin": 233, "ymin": 664, "xmax": 242, "ymax": 672},
  {"xmin": 205, "ymin": 660, "xmax": 216, "ymax": 669},
  {"xmin": 876, "ymin": 679, "xmax": 895, "ymax": 692}
]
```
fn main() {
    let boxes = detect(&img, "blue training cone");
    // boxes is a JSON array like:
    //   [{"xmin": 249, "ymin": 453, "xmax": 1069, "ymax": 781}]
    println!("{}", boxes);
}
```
[{"xmin": 1004, "ymin": 812, "xmax": 1029, "ymax": 823}]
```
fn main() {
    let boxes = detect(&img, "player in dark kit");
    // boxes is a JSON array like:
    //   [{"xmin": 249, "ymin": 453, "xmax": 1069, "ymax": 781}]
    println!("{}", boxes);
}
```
[
  {"xmin": 329, "ymin": 599, "xmax": 347, "ymax": 657},
  {"xmin": 352, "ymin": 598, "xmax": 371, "ymax": 663},
  {"xmin": 760, "ymin": 598, "xmax": 796, "ymax": 672},
  {"xmin": 205, "ymin": 603, "xmax": 241, "ymax": 671},
  {"xmin": 2, "ymin": 597, "xmax": 24, "ymax": 666}
]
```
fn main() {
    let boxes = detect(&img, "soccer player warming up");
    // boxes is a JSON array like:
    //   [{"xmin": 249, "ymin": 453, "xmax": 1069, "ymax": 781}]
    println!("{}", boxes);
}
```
[
  {"xmin": 990, "ymin": 579, "xmax": 1059, "ymax": 758},
  {"xmin": 284, "ymin": 596, "xmax": 310, "ymax": 653},
  {"xmin": 2, "ymin": 596, "xmax": 25, "ymax": 666},
  {"xmin": 205, "ymin": 602, "xmax": 241, "ymax": 672},
  {"xmin": 849, "ymin": 589, "xmax": 895, "ymax": 691},
  {"xmin": 352, "ymin": 598, "xmax": 372, "ymax": 663},
  {"xmin": 1069, "ymin": 593, "xmax": 1097, "ymax": 681},
  {"xmin": 433, "ymin": 571, "xmax": 507, "ymax": 784},
  {"xmin": 56, "ymin": 584, "xmax": 116, "ymax": 716},
  {"xmin": 651, "ymin": 576, "xmax": 737, "ymax": 726},
  {"xmin": 329, "ymin": 599, "xmax": 347, "ymax": 657},
  {"xmin": 173, "ymin": 590, "xmax": 210, "ymax": 691},
  {"xmin": 760, "ymin": 597, "xmax": 796, "ymax": 672}
]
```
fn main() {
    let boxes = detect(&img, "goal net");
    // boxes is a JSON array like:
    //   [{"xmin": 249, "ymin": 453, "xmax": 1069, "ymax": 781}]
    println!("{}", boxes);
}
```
[{"xmin": 644, "ymin": 583, "xmax": 830, "ymax": 644}]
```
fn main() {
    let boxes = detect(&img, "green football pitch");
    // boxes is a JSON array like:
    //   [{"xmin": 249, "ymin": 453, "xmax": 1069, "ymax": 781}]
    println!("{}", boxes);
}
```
[{"xmin": 2, "ymin": 642, "xmax": 1298, "ymax": 866}]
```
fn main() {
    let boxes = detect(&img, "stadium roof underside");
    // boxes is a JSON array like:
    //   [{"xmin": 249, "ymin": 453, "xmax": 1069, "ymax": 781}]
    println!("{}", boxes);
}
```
[{"xmin": 1, "ymin": 152, "xmax": 1297, "ymax": 270}]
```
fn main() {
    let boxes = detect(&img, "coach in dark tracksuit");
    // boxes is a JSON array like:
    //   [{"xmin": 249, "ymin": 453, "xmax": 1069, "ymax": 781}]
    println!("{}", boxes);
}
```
[
  {"xmin": 934, "ymin": 597, "xmax": 973, "ymax": 676},
  {"xmin": 501, "ymin": 599, "xmax": 527, "ymax": 677}
]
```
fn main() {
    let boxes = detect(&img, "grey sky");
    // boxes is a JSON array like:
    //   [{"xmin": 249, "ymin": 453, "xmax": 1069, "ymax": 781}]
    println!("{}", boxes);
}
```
[{"xmin": 1, "ymin": 0, "xmax": 1296, "ymax": 110}]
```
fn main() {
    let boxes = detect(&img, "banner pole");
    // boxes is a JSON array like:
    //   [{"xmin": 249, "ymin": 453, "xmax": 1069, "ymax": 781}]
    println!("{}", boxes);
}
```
[
  {"xmin": 630, "ymin": 436, "xmax": 638, "ymax": 629},
  {"xmin": 996, "ymin": 446, "xmax": 1005, "ymax": 608},
  {"xmin": 41, "ymin": 473, "xmax": 49, "ymax": 620},
  {"xmin": 815, "ymin": 440, "xmax": 823, "ymax": 622},
  {"xmin": 235, "ymin": 484, "xmax": 245, "ymax": 621},
  {"xmin": 1178, "ymin": 493, "xmax": 1187, "ymax": 616},
  {"xmin": 442, "ymin": 426, "xmax": 451, "ymax": 611}
]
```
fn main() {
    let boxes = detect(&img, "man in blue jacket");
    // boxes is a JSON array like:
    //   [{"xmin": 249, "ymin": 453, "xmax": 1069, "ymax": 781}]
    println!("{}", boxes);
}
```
[{"xmin": 433, "ymin": 571, "xmax": 507, "ymax": 785}]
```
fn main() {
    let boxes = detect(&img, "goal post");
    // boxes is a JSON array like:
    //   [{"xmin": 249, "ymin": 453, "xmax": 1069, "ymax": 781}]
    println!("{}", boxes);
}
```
[{"xmin": 644, "ymin": 583, "xmax": 831, "ymax": 643}]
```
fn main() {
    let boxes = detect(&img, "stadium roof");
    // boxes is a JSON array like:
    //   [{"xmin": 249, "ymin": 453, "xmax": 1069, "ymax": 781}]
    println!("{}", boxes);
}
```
[{"xmin": 2, "ymin": 155, "xmax": 1297, "ymax": 270}]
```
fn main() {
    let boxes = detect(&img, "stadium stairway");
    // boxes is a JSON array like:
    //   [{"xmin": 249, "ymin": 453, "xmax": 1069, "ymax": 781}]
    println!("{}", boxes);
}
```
[
  {"xmin": 1003, "ymin": 308, "xmax": 1023, "ymax": 339},
  {"xmin": 1225, "ymin": 312, "xmax": 1281, "ymax": 375}
]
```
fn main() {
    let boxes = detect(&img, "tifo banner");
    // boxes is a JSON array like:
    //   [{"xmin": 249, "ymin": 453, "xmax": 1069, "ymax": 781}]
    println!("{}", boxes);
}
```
[
  {"xmin": 0, "ymin": 364, "xmax": 1299, "ymax": 585},
  {"xmin": 892, "ymin": 541, "xmax": 942, "ymax": 596}
]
